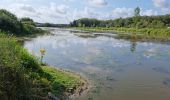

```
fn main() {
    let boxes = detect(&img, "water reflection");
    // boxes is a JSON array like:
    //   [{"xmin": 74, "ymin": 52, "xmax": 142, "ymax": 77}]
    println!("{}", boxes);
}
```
[
  {"xmin": 130, "ymin": 40, "xmax": 137, "ymax": 53},
  {"xmin": 24, "ymin": 28, "xmax": 170, "ymax": 100}
]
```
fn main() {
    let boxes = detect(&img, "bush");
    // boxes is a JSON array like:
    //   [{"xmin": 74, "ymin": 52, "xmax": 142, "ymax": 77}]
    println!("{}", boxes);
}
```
[
  {"xmin": 20, "ymin": 49, "xmax": 41, "ymax": 71},
  {"xmin": 0, "ymin": 9, "xmax": 44, "ymax": 35}
]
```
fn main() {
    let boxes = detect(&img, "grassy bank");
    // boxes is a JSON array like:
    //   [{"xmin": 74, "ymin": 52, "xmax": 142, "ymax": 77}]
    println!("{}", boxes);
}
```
[
  {"xmin": 42, "ymin": 66, "xmax": 88, "ymax": 99},
  {"xmin": 0, "ymin": 34, "xmax": 88, "ymax": 99},
  {"xmin": 74, "ymin": 27, "xmax": 170, "ymax": 41}
]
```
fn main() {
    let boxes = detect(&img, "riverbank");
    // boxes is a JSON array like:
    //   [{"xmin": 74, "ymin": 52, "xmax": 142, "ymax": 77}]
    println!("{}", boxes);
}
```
[
  {"xmin": 42, "ymin": 66, "xmax": 90, "ymax": 99},
  {"xmin": 73, "ymin": 27, "xmax": 170, "ymax": 41},
  {"xmin": 0, "ymin": 34, "xmax": 89, "ymax": 100}
]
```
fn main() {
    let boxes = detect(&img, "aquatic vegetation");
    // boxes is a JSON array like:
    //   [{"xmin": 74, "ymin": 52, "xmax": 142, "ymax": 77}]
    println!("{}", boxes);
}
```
[
  {"xmin": 163, "ymin": 78, "xmax": 170, "ymax": 87},
  {"xmin": 153, "ymin": 67, "xmax": 170, "ymax": 75},
  {"xmin": 74, "ymin": 27, "xmax": 170, "ymax": 41},
  {"xmin": 106, "ymin": 76, "xmax": 116, "ymax": 82}
]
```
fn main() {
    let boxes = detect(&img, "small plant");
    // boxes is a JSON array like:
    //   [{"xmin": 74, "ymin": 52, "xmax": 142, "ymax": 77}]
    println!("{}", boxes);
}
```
[{"xmin": 40, "ymin": 48, "xmax": 46, "ymax": 64}]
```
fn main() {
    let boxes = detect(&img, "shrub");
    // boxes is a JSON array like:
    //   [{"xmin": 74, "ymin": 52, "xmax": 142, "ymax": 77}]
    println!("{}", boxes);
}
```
[{"xmin": 0, "ymin": 9, "xmax": 44, "ymax": 35}]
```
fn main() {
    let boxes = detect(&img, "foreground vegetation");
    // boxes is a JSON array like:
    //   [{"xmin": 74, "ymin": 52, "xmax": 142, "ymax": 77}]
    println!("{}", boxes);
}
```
[{"xmin": 0, "ymin": 34, "xmax": 87, "ymax": 99}]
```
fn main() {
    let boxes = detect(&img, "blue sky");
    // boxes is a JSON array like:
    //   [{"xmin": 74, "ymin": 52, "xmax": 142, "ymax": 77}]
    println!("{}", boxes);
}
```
[{"xmin": 0, "ymin": 0, "xmax": 169, "ymax": 24}]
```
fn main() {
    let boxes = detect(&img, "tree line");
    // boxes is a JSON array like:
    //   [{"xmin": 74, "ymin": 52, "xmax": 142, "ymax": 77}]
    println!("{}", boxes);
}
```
[
  {"xmin": 70, "ymin": 15, "xmax": 170, "ymax": 28},
  {"xmin": 70, "ymin": 7, "xmax": 170, "ymax": 29}
]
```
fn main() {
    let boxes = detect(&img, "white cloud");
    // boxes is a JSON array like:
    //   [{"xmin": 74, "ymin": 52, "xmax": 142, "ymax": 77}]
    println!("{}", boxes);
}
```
[
  {"xmin": 87, "ymin": 0, "xmax": 107, "ymax": 7},
  {"xmin": 152, "ymin": 0, "xmax": 170, "ymax": 14},
  {"xmin": 111, "ymin": 7, "xmax": 134, "ymax": 18},
  {"xmin": 72, "ymin": 7, "xmax": 97, "ymax": 19},
  {"xmin": 0, "ymin": 3, "xmax": 40, "ymax": 18},
  {"xmin": 141, "ymin": 9, "xmax": 158, "ymax": 16},
  {"xmin": 19, "ymin": 4, "xmax": 36, "ymax": 12},
  {"xmin": 50, "ymin": 3, "xmax": 69, "ymax": 14},
  {"xmin": 0, "ymin": 2, "xmax": 70, "ymax": 23},
  {"xmin": 35, "ymin": 3, "xmax": 70, "ymax": 23},
  {"xmin": 109, "ymin": 7, "xmax": 158, "ymax": 19},
  {"xmin": 70, "ymin": 7, "xmax": 113, "ymax": 21},
  {"xmin": 152, "ymin": 0, "xmax": 169, "ymax": 8},
  {"xmin": 69, "ymin": 7, "xmax": 163, "ymax": 23},
  {"xmin": 64, "ymin": 0, "xmax": 75, "ymax": 2}
]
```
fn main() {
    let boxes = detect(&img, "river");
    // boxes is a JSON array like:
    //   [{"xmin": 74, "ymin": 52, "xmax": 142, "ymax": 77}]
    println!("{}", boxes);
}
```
[{"xmin": 24, "ymin": 28, "xmax": 170, "ymax": 100}]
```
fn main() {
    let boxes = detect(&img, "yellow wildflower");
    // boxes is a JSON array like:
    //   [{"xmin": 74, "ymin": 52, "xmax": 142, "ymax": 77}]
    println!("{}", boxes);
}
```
[{"xmin": 40, "ymin": 48, "xmax": 46, "ymax": 55}]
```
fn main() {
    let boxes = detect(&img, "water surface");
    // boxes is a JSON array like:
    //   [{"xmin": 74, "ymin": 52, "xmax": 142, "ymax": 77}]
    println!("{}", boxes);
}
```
[{"xmin": 24, "ymin": 28, "xmax": 170, "ymax": 100}]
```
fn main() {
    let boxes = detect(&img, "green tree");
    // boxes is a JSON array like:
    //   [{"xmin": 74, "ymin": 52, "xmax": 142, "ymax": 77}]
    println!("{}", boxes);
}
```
[
  {"xmin": 0, "ymin": 9, "xmax": 42, "ymax": 35},
  {"xmin": 134, "ymin": 7, "xmax": 140, "ymax": 16},
  {"xmin": 20, "ymin": 17, "xmax": 35, "ymax": 26}
]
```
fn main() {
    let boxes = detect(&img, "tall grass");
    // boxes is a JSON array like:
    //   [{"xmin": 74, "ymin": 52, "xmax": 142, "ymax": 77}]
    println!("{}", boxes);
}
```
[
  {"xmin": 0, "ymin": 34, "xmax": 51, "ymax": 99},
  {"xmin": 0, "ymin": 34, "xmax": 33, "ymax": 99}
]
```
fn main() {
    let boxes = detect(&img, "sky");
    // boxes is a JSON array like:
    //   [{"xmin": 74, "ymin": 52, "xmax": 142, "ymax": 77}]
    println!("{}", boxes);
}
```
[{"xmin": 0, "ymin": 0, "xmax": 170, "ymax": 24}]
